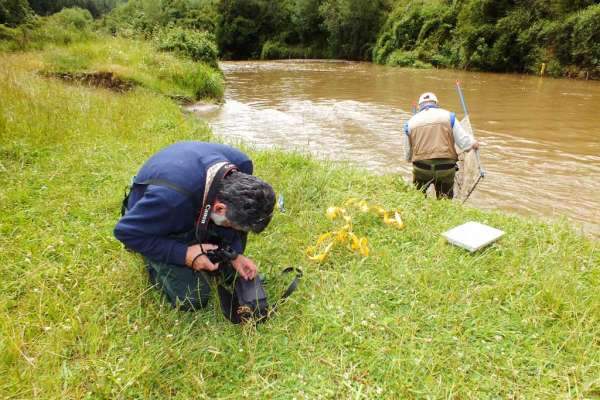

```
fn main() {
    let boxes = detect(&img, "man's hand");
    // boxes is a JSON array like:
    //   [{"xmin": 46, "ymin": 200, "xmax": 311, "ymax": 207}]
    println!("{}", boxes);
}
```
[
  {"xmin": 185, "ymin": 244, "xmax": 218, "ymax": 272},
  {"xmin": 231, "ymin": 254, "xmax": 258, "ymax": 280},
  {"xmin": 471, "ymin": 140, "xmax": 480, "ymax": 151}
]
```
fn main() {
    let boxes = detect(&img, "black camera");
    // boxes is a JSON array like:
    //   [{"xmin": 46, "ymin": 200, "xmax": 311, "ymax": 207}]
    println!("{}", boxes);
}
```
[{"xmin": 205, "ymin": 245, "xmax": 238, "ymax": 267}]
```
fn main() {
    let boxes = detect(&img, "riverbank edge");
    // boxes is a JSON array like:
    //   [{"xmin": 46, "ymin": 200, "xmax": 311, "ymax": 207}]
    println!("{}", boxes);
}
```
[
  {"xmin": 254, "ymin": 55, "xmax": 599, "ymax": 82},
  {"xmin": 1, "ymin": 39, "xmax": 599, "ymax": 398}
]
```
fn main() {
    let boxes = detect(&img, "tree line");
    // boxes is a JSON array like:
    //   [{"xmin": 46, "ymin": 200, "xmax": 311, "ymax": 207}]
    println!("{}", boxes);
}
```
[
  {"xmin": 1, "ymin": 0, "xmax": 123, "ymax": 23},
  {"xmin": 1, "ymin": 0, "xmax": 598, "ymax": 78}
]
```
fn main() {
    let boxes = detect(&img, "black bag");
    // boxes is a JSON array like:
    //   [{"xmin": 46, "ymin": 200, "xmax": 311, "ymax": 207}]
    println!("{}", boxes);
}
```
[
  {"xmin": 218, "ymin": 269, "xmax": 302, "ymax": 324},
  {"xmin": 206, "ymin": 246, "xmax": 301, "ymax": 324},
  {"xmin": 217, "ymin": 276, "xmax": 269, "ymax": 324}
]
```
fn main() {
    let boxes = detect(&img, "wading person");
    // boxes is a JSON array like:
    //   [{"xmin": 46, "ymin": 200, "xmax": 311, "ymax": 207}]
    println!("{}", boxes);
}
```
[
  {"xmin": 114, "ymin": 141, "xmax": 275, "ymax": 311},
  {"xmin": 403, "ymin": 92, "xmax": 479, "ymax": 199}
]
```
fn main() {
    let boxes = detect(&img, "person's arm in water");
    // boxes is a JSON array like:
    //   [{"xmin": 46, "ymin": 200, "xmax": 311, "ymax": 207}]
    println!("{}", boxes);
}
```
[{"xmin": 451, "ymin": 113, "xmax": 479, "ymax": 151}]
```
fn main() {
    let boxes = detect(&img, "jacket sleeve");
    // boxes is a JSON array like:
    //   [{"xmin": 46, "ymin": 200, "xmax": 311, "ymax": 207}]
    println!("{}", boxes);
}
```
[
  {"xmin": 114, "ymin": 186, "xmax": 192, "ymax": 266},
  {"xmin": 403, "ymin": 122, "xmax": 412, "ymax": 161},
  {"xmin": 452, "ymin": 117, "xmax": 476, "ymax": 151}
]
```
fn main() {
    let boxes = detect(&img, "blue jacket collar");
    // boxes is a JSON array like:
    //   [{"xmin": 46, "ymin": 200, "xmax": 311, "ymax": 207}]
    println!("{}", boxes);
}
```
[{"xmin": 418, "ymin": 104, "xmax": 439, "ymax": 112}]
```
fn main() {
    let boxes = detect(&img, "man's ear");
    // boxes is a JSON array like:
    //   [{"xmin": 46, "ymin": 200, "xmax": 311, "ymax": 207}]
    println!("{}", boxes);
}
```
[{"xmin": 213, "ymin": 201, "xmax": 227, "ymax": 215}]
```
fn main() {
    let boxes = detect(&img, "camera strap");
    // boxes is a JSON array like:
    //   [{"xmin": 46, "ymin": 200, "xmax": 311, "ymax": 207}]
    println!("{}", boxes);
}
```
[{"xmin": 194, "ymin": 163, "xmax": 239, "ymax": 245}]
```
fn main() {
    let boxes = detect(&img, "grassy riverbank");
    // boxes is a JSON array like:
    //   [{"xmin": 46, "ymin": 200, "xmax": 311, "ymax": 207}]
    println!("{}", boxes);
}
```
[
  {"xmin": 1, "ymin": 41, "xmax": 599, "ymax": 398},
  {"xmin": 39, "ymin": 37, "xmax": 224, "ymax": 102}
]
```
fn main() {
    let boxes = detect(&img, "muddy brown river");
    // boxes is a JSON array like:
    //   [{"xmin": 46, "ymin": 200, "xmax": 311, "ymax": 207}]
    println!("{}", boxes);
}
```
[{"xmin": 191, "ymin": 60, "xmax": 600, "ymax": 237}]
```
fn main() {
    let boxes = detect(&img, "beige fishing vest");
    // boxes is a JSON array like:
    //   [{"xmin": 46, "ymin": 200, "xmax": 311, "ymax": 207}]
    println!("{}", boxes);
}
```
[{"xmin": 407, "ymin": 107, "xmax": 458, "ymax": 162}]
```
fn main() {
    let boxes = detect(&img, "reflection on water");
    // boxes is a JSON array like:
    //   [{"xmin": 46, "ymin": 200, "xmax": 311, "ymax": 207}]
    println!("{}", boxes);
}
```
[{"xmin": 192, "ymin": 60, "xmax": 600, "ymax": 237}]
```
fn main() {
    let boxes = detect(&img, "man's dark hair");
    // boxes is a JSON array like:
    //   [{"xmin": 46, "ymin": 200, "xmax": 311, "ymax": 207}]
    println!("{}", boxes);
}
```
[{"xmin": 216, "ymin": 171, "xmax": 275, "ymax": 233}]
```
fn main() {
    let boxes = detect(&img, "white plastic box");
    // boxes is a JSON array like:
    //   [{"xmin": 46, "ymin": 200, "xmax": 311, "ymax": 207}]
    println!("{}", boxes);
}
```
[{"xmin": 442, "ymin": 221, "xmax": 505, "ymax": 252}]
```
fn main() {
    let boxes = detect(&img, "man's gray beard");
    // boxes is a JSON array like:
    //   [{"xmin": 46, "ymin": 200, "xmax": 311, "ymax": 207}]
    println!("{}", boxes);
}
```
[{"xmin": 210, "ymin": 212, "xmax": 229, "ymax": 226}]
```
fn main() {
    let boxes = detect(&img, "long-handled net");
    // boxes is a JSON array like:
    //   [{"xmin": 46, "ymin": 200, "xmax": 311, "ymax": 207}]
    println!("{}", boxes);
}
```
[{"xmin": 453, "ymin": 82, "xmax": 485, "ymax": 202}]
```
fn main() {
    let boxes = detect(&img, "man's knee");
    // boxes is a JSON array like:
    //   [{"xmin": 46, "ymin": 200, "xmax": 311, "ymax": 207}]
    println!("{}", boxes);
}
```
[
  {"xmin": 147, "ymin": 261, "xmax": 212, "ymax": 312},
  {"xmin": 168, "ymin": 277, "xmax": 212, "ymax": 312}
]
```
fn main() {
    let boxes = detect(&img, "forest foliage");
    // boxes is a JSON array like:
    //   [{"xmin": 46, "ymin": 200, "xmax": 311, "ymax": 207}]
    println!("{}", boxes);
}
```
[
  {"xmin": 1, "ymin": 0, "xmax": 598, "ymax": 77},
  {"xmin": 374, "ymin": 0, "xmax": 600, "ymax": 77}
]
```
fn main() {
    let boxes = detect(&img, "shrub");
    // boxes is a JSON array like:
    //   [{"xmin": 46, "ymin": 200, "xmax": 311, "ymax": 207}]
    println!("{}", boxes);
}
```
[
  {"xmin": 0, "ymin": 0, "xmax": 32, "ymax": 27},
  {"xmin": 51, "ymin": 7, "xmax": 94, "ymax": 30},
  {"xmin": 0, "ymin": 23, "xmax": 17, "ymax": 40},
  {"xmin": 154, "ymin": 26, "xmax": 219, "ymax": 67},
  {"xmin": 169, "ymin": 62, "xmax": 224, "ymax": 100},
  {"xmin": 1, "ymin": 7, "xmax": 96, "ymax": 51},
  {"xmin": 373, "ymin": 1, "xmax": 456, "ymax": 67},
  {"xmin": 387, "ymin": 49, "xmax": 432, "ymax": 68},
  {"xmin": 33, "ymin": 8, "xmax": 95, "ymax": 46},
  {"xmin": 569, "ymin": 4, "xmax": 600, "ymax": 73},
  {"xmin": 260, "ymin": 40, "xmax": 313, "ymax": 59},
  {"xmin": 545, "ymin": 59, "xmax": 564, "ymax": 77}
]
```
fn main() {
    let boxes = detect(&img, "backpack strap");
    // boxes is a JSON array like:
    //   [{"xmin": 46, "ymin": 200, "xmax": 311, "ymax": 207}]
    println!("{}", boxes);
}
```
[
  {"xmin": 120, "ymin": 178, "xmax": 195, "ymax": 217},
  {"xmin": 135, "ymin": 178, "xmax": 195, "ymax": 198},
  {"xmin": 123, "ymin": 163, "xmax": 238, "ymax": 246},
  {"xmin": 278, "ymin": 267, "xmax": 303, "ymax": 301}
]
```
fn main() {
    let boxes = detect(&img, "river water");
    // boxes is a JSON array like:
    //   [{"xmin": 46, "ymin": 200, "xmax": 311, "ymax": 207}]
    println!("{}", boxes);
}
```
[{"xmin": 190, "ymin": 60, "xmax": 600, "ymax": 237}]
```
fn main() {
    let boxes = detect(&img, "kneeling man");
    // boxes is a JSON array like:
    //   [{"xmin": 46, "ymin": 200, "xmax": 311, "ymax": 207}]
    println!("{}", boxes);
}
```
[{"xmin": 114, "ymin": 141, "xmax": 275, "ymax": 311}]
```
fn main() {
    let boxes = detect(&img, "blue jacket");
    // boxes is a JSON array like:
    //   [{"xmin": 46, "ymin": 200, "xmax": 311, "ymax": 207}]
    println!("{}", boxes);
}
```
[{"xmin": 114, "ymin": 142, "xmax": 253, "ymax": 266}]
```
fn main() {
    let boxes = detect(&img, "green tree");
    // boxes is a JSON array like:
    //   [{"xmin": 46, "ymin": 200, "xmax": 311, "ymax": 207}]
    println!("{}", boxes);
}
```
[
  {"xmin": 27, "ymin": 0, "xmax": 123, "ymax": 18},
  {"xmin": 0, "ymin": 0, "xmax": 33, "ymax": 26},
  {"xmin": 216, "ymin": 0, "xmax": 261, "ymax": 58},
  {"xmin": 290, "ymin": 0, "xmax": 325, "ymax": 46},
  {"xmin": 319, "ymin": 0, "xmax": 389, "ymax": 60},
  {"xmin": 216, "ymin": 0, "xmax": 292, "ymax": 59}
]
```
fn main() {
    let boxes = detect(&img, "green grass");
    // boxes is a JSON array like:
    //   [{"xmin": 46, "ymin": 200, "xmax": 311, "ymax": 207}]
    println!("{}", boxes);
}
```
[
  {"xmin": 36, "ymin": 37, "xmax": 224, "ymax": 102},
  {"xmin": 1, "ymin": 41, "xmax": 599, "ymax": 399}
]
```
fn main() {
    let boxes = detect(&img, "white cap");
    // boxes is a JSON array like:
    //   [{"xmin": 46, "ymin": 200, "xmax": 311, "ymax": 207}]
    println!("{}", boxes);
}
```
[{"xmin": 418, "ymin": 92, "xmax": 438, "ymax": 105}]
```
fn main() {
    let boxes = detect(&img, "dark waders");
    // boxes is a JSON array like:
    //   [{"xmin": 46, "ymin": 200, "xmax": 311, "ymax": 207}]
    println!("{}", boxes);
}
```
[{"xmin": 412, "ymin": 158, "xmax": 457, "ymax": 199}]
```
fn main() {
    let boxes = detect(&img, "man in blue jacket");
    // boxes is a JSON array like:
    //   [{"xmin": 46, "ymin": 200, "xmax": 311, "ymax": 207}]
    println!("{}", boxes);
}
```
[{"xmin": 114, "ymin": 141, "xmax": 275, "ymax": 311}]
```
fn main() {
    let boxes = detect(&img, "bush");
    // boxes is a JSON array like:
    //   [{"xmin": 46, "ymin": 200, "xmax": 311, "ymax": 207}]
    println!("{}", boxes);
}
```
[
  {"xmin": 154, "ymin": 26, "xmax": 219, "ymax": 67},
  {"xmin": 0, "ymin": 23, "xmax": 17, "ymax": 40},
  {"xmin": 101, "ymin": 0, "xmax": 220, "ymax": 40},
  {"xmin": 1, "ymin": 8, "xmax": 96, "ymax": 51},
  {"xmin": 373, "ymin": 1, "xmax": 456, "ymax": 67},
  {"xmin": 51, "ymin": 7, "xmax": 94, "ymax": 30},
  {"xmin": 260, "ymin": 40, "xmax": 316, "ymax": 59},
  {"xmin": 387, "ymin": 49, "xmax": 432, "ymax": 68},
  {"xmin": 569, "ymin": 4, "xmax": 600, "ymax": 73},
  {"xmin": 34, "ymin": 8, "xmax": 95, "ymax": 46},
  {"xmin": 168, "ymin": 61, "xmax": 224, "ymax": 100},
  {"xmin": 0, "ymin": 0, "xmax": 32, "ymax": 27},
  {"xmin": 373, "ymin": 0, "xmax": 599, "ymax": 78}
]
